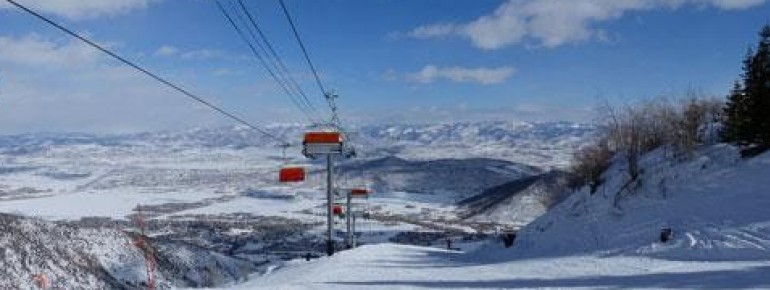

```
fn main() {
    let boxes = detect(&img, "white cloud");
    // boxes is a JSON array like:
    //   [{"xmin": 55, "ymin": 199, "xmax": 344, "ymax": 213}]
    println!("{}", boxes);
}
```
[
  {"xmin": 0, "ymin": 0, "xmax": 157, "ymax": 20},
  {"xmin": 409, "ymin": 65, "xmax": 516, "ymax": 85},
  {"xmin": 408, "ymin": 0, "xmax": 767, "ymax": 49},
  {"xmin": 0, "ymin": 34, "xmax": 234, "ymax": 133},
  {"xmin": 180, "ymin": 49, "xmax": 222, "ymax": 60},
  {"xmin": 0, "ymin": 34, "xmax": 101, "ymax": 67},
  {"xmin": 212, "ymin": 68, "xmax": 232, "ymax": 77},
  {"xmin": 154, "ymin": 45, "xmax": 178, "ymax": 57},
  {"xmin": 154, "ymin": 45, "xmax": 224, "ymax": 61},
  {"xmin": 408, "ymin": 23, "xmax": 457, "ymax": 39},
  {"xmin": 709, "ymin": 0, "xmax": 767, "ymax": 8}
]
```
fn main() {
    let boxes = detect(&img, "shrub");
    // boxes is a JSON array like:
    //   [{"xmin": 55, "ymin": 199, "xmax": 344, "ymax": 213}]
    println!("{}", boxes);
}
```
[
  {"xmin": 568, "ymin": 138, "xmax": 613, "ymax": 193},
  {"xmin": 570, "ymin": 96, "xmax": 723, "ymax": 189}
]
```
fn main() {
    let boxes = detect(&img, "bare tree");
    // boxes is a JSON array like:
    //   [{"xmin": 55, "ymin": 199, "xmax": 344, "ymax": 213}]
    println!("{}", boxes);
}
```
[
  {"xmin": 573, "ymin": 95, "xmax": 725, "ymax": 194},
  {"xmin": 568, "ymin": 137, "xmax": 613, "ymax": 193}
]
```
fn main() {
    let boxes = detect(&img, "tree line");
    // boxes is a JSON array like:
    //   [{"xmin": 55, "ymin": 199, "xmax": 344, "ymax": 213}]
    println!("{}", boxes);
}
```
[{"xmin": 569, "ymin": 24, "xmax": 770, "ymax": 192}]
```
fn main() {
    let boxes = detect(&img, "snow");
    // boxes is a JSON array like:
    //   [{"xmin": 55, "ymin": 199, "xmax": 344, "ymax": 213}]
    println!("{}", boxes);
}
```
[
  {"xmin": 0, "ymin": 189, "xmax": 222, "ymax": 220},
  {"xmin": 193, "ymin": 144, "xmax": 770, "ymax": 289},
  {"xmin": 511, "ymin": 144, "xmax": 770, "ymax": 260},
  {"xmin": 195, "ymin": 243, "xmax": 770, "ymax": 290},
  {"xmin": 9, "ymin": 123, "xmax": 770, "ymax": 289},
  {"xmin": 469, "ymin": 191, "xmax": 546, "ymax": 227},
  {"xmin": 0, "ymin": 121, "xmax": 586, "ymax": 221},
  {"xmin": 169, "ymin": 192, "xmax": 319, "ymax": 221}
]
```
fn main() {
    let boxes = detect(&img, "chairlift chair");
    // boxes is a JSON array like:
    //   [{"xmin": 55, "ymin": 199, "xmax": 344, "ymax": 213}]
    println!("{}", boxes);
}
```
[
  {"xmin": 278, "ymin": 144, "xmax": 307, "ymax": 183},
  {"xmin": 279, "ymin": 166, "xmax": 306, "ymax": 183},
  {"xmin": 350, "ymin": 188, "xmax": 371, "ymax": 197},
  {"xmin": 302, "ymin": 131, "xmax": 344, "ymax": 158},
  {"xmin": 332, "ymin": 204, "xmax": 344, "ymax": 215}
]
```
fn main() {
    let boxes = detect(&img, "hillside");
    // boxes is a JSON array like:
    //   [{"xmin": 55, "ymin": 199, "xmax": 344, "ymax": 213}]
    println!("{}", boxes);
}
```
[
  {"xmin": 459, "ymin": 170, "xmax": 571, "ymax": 227},
  {"xmin": 335, "ymin": 156, "xmax": 540, "ymax": 200},
  {"xmin": 0, "ymin": 214, "xmax": 256, "ymax": 289},
  {"xmin": 507, "ymin": 144, "xmax": 770, "ymax": 261}
]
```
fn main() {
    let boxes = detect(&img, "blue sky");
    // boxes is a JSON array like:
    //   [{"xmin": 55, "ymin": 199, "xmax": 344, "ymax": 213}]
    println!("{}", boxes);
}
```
[{"xmin": 0, "ymin": 0, "xmax": 769, "ymax": 133}]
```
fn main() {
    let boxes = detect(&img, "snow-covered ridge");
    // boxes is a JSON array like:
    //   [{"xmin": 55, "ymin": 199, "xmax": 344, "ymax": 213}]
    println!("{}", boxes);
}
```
[
  {"xmin": 0, "ymin": 121, "xmax": 592, "ymax": 148},
  {"xmin": 461, "ymin": 171, "xmax": 572, "ymax": 227},
  {"xmin": 0, "ymin": 121, "xmax": 594, "ymax": 169},
  {"xmin": 335, "ymin": 156, "xmax": 541, "ymax": 201}
]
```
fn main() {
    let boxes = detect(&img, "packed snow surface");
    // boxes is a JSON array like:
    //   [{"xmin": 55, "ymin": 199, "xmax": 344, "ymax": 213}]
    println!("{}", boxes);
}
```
[{"xmin": 200, "ymin": 243, "xmax": 769, "ymax": 290}]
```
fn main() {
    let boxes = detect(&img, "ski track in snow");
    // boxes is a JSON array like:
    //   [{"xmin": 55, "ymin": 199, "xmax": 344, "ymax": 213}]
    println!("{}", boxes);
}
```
[{"xmin": 195, "ymin": 243, "xmax": 770, "ymax": 290}]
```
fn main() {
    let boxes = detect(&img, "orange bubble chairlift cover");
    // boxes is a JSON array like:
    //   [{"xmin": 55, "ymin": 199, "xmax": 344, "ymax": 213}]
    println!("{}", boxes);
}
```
[
  {"xmin": 279, "ymin": 167, "xmax": 305, "ymax": 183},
  {"xmin": 303, "ymin": 132, "xmax": 343, "ymax": 144}
]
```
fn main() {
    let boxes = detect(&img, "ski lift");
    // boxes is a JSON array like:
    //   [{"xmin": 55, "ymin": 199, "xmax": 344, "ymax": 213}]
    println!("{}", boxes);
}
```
[
  {"xmin": 279, "ymin": 167, "xmax": 306, "ymax": 183},
  {"xmin": 303, "ymin": 131, "xmax": 344, "ymax": 157},
  {"xmin": 350, "ymin": 188, "xmax": 371, "ymax": 197},
  {"xmin": 304, "ymin": 131, "xmax": 343, "ymax": 143},
  {"xmin": 278, "ymin": 143, "xmax": 307, "ymax": 183},
  {"xmin": 332, "ymin": 204, "xmax": 344, "ymax": 215}
]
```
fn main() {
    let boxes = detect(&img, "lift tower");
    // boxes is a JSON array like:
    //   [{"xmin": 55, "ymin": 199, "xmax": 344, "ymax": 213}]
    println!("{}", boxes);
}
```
[{"xmin": 303, "ymin": 131, "xmax": 344, "ymax": 256}]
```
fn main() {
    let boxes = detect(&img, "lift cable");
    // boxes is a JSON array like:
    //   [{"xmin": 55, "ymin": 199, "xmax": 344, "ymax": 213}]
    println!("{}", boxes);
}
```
[
  {"xmin": 235, "ymin": 0, "xmax": 323, "ymax": 120},
  {"xmin": 6, "ymin": 0, "xmax": 290, "ymax": 147},
  {"xmin": 278, "ymin": 0, "xmax": 329, "ymax": 104},
  {"xmin": 224, "ymin": 0, "xmax": 323, "ymax": 123},
  {"xmin": 278, "ymin": 0, "xmax": 360, "ymax": 154},
  {"xmin": 215, "ymin": 0, "xmax": 323, "ymax": 126}
]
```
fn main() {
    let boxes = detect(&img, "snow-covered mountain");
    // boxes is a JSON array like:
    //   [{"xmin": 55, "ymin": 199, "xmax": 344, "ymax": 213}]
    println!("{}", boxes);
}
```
[{"xmin": 0, "ymin": 121, "xmax": 593, "ymax": 169}]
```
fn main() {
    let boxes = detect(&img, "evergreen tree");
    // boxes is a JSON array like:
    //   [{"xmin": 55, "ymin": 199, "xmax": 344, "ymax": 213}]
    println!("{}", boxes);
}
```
[
  {"xmin": 723, "ymin": 25, "xmax": 770, "ymax": 148},
  {"xmin": 722, "ymin": 81, "xmax": 749, "ymax": 143},
  {"xmin": 755, "ymin": 26, "xmax": 770, "ymax": 145}
]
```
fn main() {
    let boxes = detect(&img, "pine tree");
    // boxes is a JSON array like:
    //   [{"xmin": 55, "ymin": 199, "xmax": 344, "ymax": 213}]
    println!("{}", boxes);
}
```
[
  {"xmin": 723, "ymin": 81, "xmax": 749, "ymax": 143},
  {"xmin": 755, "ymin": 26, "xmax": 770, "ymax": 145},
  {"xmin": 723, "ymin": 24, "xmax": 770, "ymax": 148}
]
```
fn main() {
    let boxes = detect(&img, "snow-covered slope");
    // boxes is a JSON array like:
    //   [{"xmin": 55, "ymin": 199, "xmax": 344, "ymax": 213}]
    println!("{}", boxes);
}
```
[
  {"xmin": 204, "ymin": 144, "xmax": 770, "ymax": 290},
  {"xmin": 335, "ymin": 156, "xmax": 540, "ymax": 200},
  {"xmin": 501, "ymin": 144, "xmax": 770, "ymax": 261},
  {"xmin": 460, "ymin": 171, "xmax": 571, "ymax": 227},
  {"xmin": 0, "ymin": 213, "xmax": 257, "ymax": 289},
  {"xmin": 0, "ymin": 213, "xmax": 145, "ymax": 289},
  {"xmin": 205, "ymin": 242, "xmax": 770, "ymax": 290}
]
